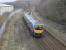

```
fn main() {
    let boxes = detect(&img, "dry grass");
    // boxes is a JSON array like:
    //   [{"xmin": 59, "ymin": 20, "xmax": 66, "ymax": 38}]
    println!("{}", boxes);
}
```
[{"xmin": 0, "ymin": 16, "xmax": 5, "ymax": 25}]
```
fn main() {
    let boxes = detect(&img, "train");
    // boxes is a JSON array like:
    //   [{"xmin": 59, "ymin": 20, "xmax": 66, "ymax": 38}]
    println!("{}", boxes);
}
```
[{"xmin": 23, "ymin": 12, "xmax": 44, "ymax": 37}]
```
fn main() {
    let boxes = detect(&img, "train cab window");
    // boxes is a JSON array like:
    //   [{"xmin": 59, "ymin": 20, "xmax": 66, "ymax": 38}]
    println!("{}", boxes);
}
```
[{"xmin": 35, "ymin": 25, "xmax": 43, "ymax": 30}]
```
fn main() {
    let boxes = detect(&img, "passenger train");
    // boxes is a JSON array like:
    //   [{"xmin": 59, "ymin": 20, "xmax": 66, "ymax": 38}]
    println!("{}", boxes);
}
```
[{"xmin": 23, "ymin": 12, "xmax": 44, "ymax": 37}]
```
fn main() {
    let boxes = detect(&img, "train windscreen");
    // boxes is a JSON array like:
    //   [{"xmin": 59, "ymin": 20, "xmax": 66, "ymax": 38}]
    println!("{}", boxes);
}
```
[{"xmin": 35, "ymin": 25, "xmax": 43, "ymax": 30}]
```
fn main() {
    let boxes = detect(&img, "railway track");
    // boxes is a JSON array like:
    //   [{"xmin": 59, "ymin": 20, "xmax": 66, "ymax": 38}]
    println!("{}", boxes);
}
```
[
  {"xmin": 13, "ymin": 16, "xmax": 66, "ymax": 50},
  {"xmin": 2, "ymin": 10, "xmax": 66, "ymax": 50}
]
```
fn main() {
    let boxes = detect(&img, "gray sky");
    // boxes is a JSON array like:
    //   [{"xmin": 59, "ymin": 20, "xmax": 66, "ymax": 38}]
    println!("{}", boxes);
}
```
[{"xmin": 0, "ymin": 0, "xmax": 16, "ymax": 3}]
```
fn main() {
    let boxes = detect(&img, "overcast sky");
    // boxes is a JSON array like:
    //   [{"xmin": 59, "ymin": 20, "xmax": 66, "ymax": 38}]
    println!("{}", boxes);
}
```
[{"xmin": 0, "ymin": 0, "xmax": 16, "ymax": 3}]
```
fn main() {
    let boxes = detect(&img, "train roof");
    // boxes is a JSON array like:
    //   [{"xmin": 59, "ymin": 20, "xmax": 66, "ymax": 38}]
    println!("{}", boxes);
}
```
[{"xmin": 24, "ymin": 12, "xmax": 39, "ymax": 25}]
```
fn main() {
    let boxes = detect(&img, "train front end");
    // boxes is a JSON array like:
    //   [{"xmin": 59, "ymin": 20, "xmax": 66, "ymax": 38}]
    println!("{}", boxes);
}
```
[{"xmin": 33, "ymin": 24, "xmax": 44, "ymax": 37}]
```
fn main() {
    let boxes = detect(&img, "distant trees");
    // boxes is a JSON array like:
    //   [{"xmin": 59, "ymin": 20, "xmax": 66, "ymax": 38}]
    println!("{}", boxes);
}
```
[
  {"xmin": 56, "ymin": 0, "xmax": 66, "ymax": 24},
  {"xmin": 36, "ymin": 0, "xmax": 66, "ymax": 25}
]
